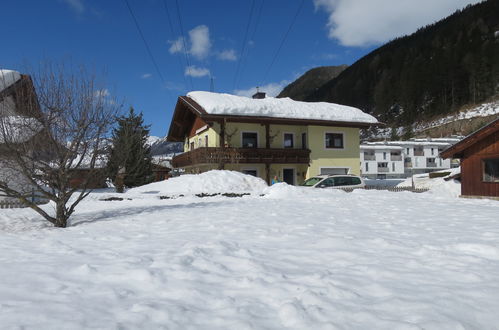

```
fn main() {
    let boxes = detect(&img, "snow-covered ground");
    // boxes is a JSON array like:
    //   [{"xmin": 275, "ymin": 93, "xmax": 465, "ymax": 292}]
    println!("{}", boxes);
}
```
[
  {"xmin": 418, "ymin": 100, "xmax": 499, "ymax": 131},
  {"xmin": 1, "ymin": 171, "xmax": 498, "ymax": 329},
  {"xmin": 397, "ymin": 168, "xmax": 462, "ymax": 197}
]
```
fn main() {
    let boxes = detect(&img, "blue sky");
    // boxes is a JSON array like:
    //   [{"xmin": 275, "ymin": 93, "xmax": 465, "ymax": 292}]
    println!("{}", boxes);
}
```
[{"xmin": 1, "ymin": 0, "xmax": 480, "ymax": 136}]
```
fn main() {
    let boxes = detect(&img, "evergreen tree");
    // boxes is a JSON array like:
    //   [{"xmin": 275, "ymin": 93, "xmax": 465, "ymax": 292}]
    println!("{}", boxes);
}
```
[{"xmin": 107, "ymin": 107, "xmax": 153, "ymax": 189}]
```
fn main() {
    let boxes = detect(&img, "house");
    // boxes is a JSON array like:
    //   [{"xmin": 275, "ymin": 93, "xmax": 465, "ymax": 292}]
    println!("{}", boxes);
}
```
[
  {"xmin": 0, "ymin": 70, "xmax": 41, "ymax": 203},
  {"xmin": 167, "ymin": 91, "xmax": 378, "ymax": 185},
  {"xmin": 151, "ymin": 156, "xmax": 172, "ymax": 181},
  {"xmin": 360, "ymin": 138, "xmax": 460, "ymax": 179},
  {"xmin": 360, "ymin": 145, "xmax": 405, "ymax": 179},
  {"xmin": 440, "ymin": 118, "xmax": 499, "ymax": 199}
]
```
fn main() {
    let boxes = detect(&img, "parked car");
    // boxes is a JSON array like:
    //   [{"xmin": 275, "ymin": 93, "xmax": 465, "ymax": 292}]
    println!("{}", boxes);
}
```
[{"xmin": 301, "ymin": 175, "xmax": 366, "ymax": 189}]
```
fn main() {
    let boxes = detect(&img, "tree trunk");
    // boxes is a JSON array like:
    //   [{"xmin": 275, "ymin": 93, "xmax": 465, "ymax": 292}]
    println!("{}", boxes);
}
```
[{"xmin": 54, "ymin": 201, "xmax": 68, "ymax": 228}]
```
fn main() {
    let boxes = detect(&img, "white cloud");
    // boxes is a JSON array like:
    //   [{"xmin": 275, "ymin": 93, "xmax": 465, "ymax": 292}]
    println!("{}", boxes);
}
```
[
  {"xmin": 185, "ymin": 66, "xmax": 210, "ymax": 78},
  {"xmin": 314, "ymin": 0, "xmax": 482, "ymax": 46},
  {"xmin": 141, "ymin": 73, "xmax": 152, "ymax": 79},
  {"xmin": 188, "ymin": 25, "xmax": 211, "ymax": 60},
  {"xmin": 217, "ymin": 49, "xmax": 237, "ymax": 61},
  {"xmin": 234, "ymin": 80, "xmax": 290, "ymax": 98},
  {"xmin": 94, "ymin": 89, "xmax": 110, "ymax": 98},
  {"xmin": 168, "ymin": 37, "xmax": 185, "ymax": 54},
  {"xmin": 61, "ymin": 0, "xmax": 85, "ymax": 13}
]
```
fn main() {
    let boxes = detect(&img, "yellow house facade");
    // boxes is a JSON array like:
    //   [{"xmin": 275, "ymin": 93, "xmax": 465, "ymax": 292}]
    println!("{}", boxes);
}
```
[{"xmin": 167, "ymin": 91, "xmax": 378, "ymax": 185}]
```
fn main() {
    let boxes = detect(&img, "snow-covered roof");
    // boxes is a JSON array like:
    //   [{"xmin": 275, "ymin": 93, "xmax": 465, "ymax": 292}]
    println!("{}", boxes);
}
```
[
  {"xmin": 0, "ymin": 116, "xmax": 42, "ymax": 144},
  {"xmin": 186, "ymin": 91, "xmax": 378, "ymax": 124},
  {"xmin": 0, "ymin": 70, "xmax": 21, "ymax": 93},
  {"xmin": 366, "ymin": 141, "xmax": 451, "ymax": 147},
  {"xmin": 360, "ymin": 145, "xmax": 403, "ymax": 150}
]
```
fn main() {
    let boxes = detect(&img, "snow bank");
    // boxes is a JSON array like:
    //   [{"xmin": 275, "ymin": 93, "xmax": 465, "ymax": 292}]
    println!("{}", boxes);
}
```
[
  {"xmin": 127, "ymin": 170, "xmax": 268, "ymax": 196},
  {"xmin": 1, "ymin": 183, "xmax": 499, "ymax": 328},
  {"xmin": 187, "ymin": 91, "xmax": 378, "ymax": 124},
  {"xmin": 397, "ymin": 168, "xmax": 461, "ymax": 197},
  {"xmin": 0, "ymin": 69, "xmax": 21, "ymax": 92}
]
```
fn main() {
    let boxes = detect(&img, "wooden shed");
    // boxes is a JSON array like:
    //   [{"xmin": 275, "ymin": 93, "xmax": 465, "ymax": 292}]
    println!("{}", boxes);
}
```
[{"xmin": 440, "ymin": 118, "xmax": 499, "ymax": 199}]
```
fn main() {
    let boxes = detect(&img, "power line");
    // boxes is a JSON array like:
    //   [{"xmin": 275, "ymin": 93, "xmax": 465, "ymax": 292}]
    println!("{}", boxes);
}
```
[
  {"xmin": 232, "ymin": 0, "xmax": 256, "ymax": 90},
  {"xmin": 162, "ymin": 0, "xmax": 189, "ymax": 91},
  {"xmin": 261, "ymin": 0, "xmax": 305, "ymax": 85},
  {"xmin": 174, "ymin": 0, "xmax": 194, "ymax": 91},
  {"xmin": 123, "ymin": 0, "xmax": 166, "ymax": 84},
  {"xmin": 235, "ymin": 0, "xmax": 265, "ymax": 90}
]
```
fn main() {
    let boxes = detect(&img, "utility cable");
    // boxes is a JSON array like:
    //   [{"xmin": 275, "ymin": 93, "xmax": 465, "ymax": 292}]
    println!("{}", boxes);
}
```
[
  {"xmin": 123, "ymin": 0, "xmax": 166, "ymax": 85},
  {"xmin": 174, "ymin": 0, "xmax": 194, "ymax": 91},
  {"xmin": 261, "ymin": 0, "xmax": 305, "ymax": 85},
  {"xmin": 232, "ymin": 0, "xmax": 256, "ymax": 90}
]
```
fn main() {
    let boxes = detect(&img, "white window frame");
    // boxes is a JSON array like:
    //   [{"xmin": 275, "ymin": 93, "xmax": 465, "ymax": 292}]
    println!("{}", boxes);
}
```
[
  {"xmin": 283, "ymin": 132, "xmax": 295, "ymax": 149},
  {"xmin": 241, "ymin": 131, "xmax": 259, "ymax": 148},
  {"xmin": 324, "ymin": 131, "xmax": 345, "ymax": 150}
]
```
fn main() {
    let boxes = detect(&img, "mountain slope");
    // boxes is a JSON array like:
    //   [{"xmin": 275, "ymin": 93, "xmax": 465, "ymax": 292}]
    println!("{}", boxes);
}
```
[
  {"xmin": 285, "ymin": 0, "xmax": 498, "ymax": 129},
  {"xmin": 277, "ymin": 65, "xmax": 347, "ymax": 100}
]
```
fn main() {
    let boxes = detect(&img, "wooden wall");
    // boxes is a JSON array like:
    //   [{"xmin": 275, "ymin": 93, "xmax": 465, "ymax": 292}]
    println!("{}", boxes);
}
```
[{"xmin": 461, "ymin": 130, "xmax": 499, "ymax": 197}]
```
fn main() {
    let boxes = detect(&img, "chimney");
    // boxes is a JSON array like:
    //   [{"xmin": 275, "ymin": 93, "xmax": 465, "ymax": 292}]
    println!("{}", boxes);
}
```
[{"xmin": 252, "ymin": 86, "xmax": 266, "ymax": 99}]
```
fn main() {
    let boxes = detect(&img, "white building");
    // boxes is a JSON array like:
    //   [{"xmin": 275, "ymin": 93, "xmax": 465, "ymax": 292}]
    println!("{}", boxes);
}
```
[
  {"xmin": 360, "ymin": 138, "xmax": 461, "ymax": 179},
  {"xmin": 360, "ymin": 145, "xmax": 405, "ymax": 179}
]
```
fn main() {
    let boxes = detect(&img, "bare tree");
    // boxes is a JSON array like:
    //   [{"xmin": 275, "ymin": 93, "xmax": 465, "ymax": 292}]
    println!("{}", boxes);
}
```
[{"xmin": 0, "ymin": 64, "xmax": 120, "ymax": 227}]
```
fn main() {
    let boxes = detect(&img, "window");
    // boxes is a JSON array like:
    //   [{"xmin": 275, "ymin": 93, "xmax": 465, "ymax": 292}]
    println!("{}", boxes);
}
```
[
  {"xmin": 242, "ymin": 132, "xmax": 258, "ymax": 148},
  {"xmin": 431, "ymin": 148, "xmax": 434, "ymax": 155},
  {"xmin": 242, "ymin": 169, "xmax": 258, "ymax": 177},
  {"xmin": 483, "ymin": 159, "xmax": 499, "ymax": 182},
  {"xmin": 383, "ymin": 152, "xmax": 387, "ymax": 160},
  {"xmin": 301, "ymin": 133, "xmax": 307, "ymax": 149},
  {"xmin": 406, "ymin": 148, "xmax": 410, "ymax": 154},
  {"xmin": 284, "ymin": 133, "xmax": 294, "ymax": 148},
  {"xmin": 301, "ymin": 177, "xmax": 323, "ymax": 186},
  {"xmin": 325, "ymin": 133, "xmax": 343, "ymax": 149},
  {"xmin": 392, "ymin": 163, "xmax": 395, "ymax": 172},
  {"xmin": 190, "ymin": 142, "xmax": 194, "ymax": 150},
  {"xmin": 414, "ymin": 147, "xmax": 424, "ymax": 156},
  {"xmin": 205, "ymin": 135, "xmax": 208, "ymax": 147},
  {"xmin": 365, "ymin": 163, "xmax": 369, "ymax": 172}
]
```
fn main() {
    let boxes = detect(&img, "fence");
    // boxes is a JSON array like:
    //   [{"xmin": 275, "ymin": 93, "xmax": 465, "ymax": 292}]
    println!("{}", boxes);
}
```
[
  {"xmin": 341, "ymin": 186, "xmax": 429, "ymax": 193},
  {"xmin": 0, "ymin": 199, "xmax": 49, "ymax": 209}
]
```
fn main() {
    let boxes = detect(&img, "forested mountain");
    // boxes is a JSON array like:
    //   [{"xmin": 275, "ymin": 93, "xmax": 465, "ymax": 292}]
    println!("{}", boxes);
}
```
[
  {"xmin": 283, "ymin": 0, "xmax": 499, "ymax": 130},
  {"xmin": 278, "ymin": 65, "xmax": 347, "ymax": 100}
]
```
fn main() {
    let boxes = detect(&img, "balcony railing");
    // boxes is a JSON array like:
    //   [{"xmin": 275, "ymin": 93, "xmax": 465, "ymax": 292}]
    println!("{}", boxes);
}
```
[
  {"xmin": 390, "ymin": 155, "xmax": 402, "ymax": 161},
  {"xmin": 414, "ymin": 150, "xmax": 424, "ymax": 156},
  {"xmin": 426, "ymin": 162, "xmax": 437, "ymax": 168},
  {"xmin": 364, "ymin": 155, "xmax": 375, "ymax": 160},
  {"xmin": 172, "ymin": 147, "xmax": 311, "ymax": 168},
  {"xmin": 377, "ymin": 167, "xmax": 389, "ymax": 173}
]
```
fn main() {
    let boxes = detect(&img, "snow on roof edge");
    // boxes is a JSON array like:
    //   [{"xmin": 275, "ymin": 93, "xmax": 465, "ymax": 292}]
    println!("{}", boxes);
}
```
[{"xmin": 186, "ymin": 91, "xmax": 378, "ymax": 125}]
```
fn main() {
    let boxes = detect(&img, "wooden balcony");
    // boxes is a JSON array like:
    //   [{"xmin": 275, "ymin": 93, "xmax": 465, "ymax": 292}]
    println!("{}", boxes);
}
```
[{"xmin": 172, "ymin": 147, "xmax": 311, "ymax": 168}]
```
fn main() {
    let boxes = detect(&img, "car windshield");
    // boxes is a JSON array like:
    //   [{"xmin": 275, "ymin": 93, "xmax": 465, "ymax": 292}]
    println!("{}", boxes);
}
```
[{"xmin": 301, "ymin": 177, "xmax": 323, "ymax": 186}]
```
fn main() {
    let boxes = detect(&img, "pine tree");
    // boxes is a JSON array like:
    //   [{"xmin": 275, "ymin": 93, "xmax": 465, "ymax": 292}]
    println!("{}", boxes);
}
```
[{"xmin": 107, "ymin": 107, "xmax": 153, "ymax": 189}]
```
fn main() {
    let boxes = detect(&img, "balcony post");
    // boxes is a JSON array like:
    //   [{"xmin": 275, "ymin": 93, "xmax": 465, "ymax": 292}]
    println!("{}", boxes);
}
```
[
  {"xmin": 220, "ymin": 119, "xmax": 226, "ymax": 148},
  {"xmin": 265, "ymin": 123, "xmax": 270, "ymax": 149},
  {"xmin": 265, "ymin": 163, "xmax": 270, "ymax": 185}
]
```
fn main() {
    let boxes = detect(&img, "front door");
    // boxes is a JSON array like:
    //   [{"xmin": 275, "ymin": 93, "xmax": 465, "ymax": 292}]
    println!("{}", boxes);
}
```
[{"xmin": 283, "ymin": 168, "xmax": 295, "ymax": 185}]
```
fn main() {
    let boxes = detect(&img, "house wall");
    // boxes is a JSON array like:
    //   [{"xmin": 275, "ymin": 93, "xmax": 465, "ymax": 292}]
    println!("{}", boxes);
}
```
[
  {"xmin": 185, "ymin": 124, "xmax": 220, "ymax": 151},
  {"xmin": 360, "ymin": 148, "xmax": 405, "ymax": 178},
  {"xmin": 461, "ymin": 130, "xmax": 499, "ymax": 197},
  {"xmin": 183, "ymin": 163, "xmax": 309, "ymax": 185},
  {"xmin": 180, "ymin": 121, "xmax": 362, "ymax": 182},
  {"xmin": 307, "ymin": 125, "xmax": 360, "ymax": 176}
]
